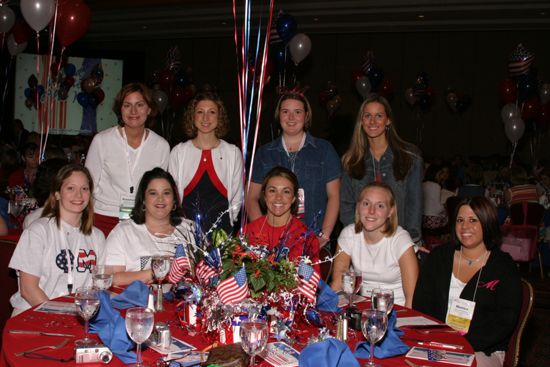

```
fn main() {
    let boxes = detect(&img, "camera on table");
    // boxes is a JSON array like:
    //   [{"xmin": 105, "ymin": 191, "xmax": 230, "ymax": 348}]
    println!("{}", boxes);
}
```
[{"xmin": 75, "ymin": 345, "xmax": 113, "ymax": 364}]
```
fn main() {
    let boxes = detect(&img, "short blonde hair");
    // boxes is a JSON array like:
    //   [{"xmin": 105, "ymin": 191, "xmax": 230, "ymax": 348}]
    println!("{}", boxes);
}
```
[{"xmin": 354, "ymin": 182, "xmax": 398, "ymax": 236}]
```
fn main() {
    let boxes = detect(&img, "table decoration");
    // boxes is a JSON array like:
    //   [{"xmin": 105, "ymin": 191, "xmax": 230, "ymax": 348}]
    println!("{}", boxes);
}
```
[{"xmin": 5, "ymin": 185, "xmax": 37, "ymax": 227}]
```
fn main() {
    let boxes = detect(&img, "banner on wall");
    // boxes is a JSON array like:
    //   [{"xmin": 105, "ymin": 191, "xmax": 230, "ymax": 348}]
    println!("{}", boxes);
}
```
[{"xmin": 14, "ymin": 53, "xmax": 123, "ymax": 135}]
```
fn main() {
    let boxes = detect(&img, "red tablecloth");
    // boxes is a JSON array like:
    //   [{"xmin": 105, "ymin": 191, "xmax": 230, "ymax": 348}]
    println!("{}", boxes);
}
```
[{"xmin": 1, "ymin": 296, "xmax": 476, "ymax": 367}]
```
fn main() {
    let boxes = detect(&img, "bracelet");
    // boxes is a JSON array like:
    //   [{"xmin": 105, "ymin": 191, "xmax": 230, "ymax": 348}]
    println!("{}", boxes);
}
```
[{"xmin": 318, "ymin": 231, "xmax": 329, "ymax": 240}]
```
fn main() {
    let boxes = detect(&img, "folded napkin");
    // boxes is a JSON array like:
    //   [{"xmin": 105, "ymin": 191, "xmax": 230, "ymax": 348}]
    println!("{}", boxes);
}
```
[
  {"xmin": 89, "ymin": 291, "xmax": 136, "ymax": 364},
  {"xmin": 111, "ymin": 281, "xmax": 149, "ymax": 309},
  {"xmin": 299, "ymin": 338, "xmax": 360, "ymax": 367},
  {"xmin": 354, "ymin": 310, "xmax": 409, "ymax": 359},
  {"xmin": 316, "ymin": 280, "xmax": 341, "ymax": 312}
]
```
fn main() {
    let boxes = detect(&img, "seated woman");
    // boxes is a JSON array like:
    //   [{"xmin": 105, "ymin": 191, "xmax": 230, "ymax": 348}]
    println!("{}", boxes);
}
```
[
  {"xmin": 244, "ymin": 166, "xmax": 320, "ymax": 270},
  {"xmin": 422, "ymin": 164, "xmax": 449, "ymax": 231},
  {"xmin": 331, "ymin": 182, "xmax": 418, "ymax": 308},
  {"xmin": 413, "ymin": 196, "xmax": 521, "ymax": 367},
  {"xmin": 103, "ymin": 168, "xmax": 194, "ymax": 286},
  {"xmin": 9, "ymin": 164, "xmax": 105, "ymax": 315}
]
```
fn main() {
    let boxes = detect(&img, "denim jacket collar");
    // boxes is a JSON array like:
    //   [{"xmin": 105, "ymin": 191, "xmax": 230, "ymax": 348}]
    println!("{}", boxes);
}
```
[{"xmin": 268, "ymin": 131, "xmax": 317, "ymax": 152}]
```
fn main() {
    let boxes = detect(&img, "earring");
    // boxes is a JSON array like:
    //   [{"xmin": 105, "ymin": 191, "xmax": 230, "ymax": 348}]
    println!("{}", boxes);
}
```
[
  {"xmin": 385, "ymin": 125, "xmax": 390, "ymax": 132},
  {"xmin": 172, "ymin": 203, "xmax": 177, "ymax": 211}
]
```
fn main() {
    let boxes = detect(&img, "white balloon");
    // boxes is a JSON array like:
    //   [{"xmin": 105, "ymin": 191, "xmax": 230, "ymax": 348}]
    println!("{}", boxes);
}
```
[
  {"xmin": 355, "ymin": 76, "xmax": 371, "ymax": 99},
  {"xmin": 20, "ymin": 0, "xmax": 56, "ymax": 32},
  {"xmin": 501, "ymin": 104, "xmax": 521, "ymax": 125},
  {"xmin": 7, "ymin": 34, "xmax": 27, "ymax": 56},
  {"xmin": 504, "ymin": 117, "xmax": 525, "ymax": 143},
  {"xmin": 0, "ymin": 5, "xmax": 16, "ymax": 33},
  {"xmin": 540, "ymin": 83, "xmax": 550, "ymax": 105},
  {"xmin": 288, "ymin": 33, "xmax": 311, "ymax": 65}
]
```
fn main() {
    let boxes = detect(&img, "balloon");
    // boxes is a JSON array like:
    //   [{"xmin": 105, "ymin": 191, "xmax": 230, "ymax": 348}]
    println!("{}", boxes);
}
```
[
  {"xmin": 158, "ymin": 69, "xmax": 174, "ymax": 93},
  {"xmin": 93, "ymin": 88, "xmax": 105, "ymax": 105},
  {"xmin": 504, "ymin": 117, "xmax": 525, "ymax": 143},
  {"xmin": 319, "ymin": 82, "xmax": 337, "ymax": 106},
  {"xmin": 418, "ymin": 94, "xmax": 431, "ymax": 112},
  {"xmin": 57, "ymin": 86, "xmax": 68, "ymax": 100},
  {"xmin": 498, "ymin": 79, "xmax": 518, "ymax": 105},
  {"xmin": 25, "ymin": 99, "xmax": 33, "ymax": 109},
  {"xmin": 63, "ymin": 75, "xmax": 75, "ymax": 87},
  {"xmin": 404, "ymin": 87, "xmax": 416, "ymax": 107},
  {"xmin": 276, "ymin": 13, "xmax": 297, "ymax": 43},
  {"xmin": 6, "ymin": 34, "xmax": 27, "ymax": 56},
  {"xmin": 20, "ymin": 0, "xmax": 56, "ymax": 32},
  {"xmin": 0, "ymin": 6, "xmax": 16, "ymax": 33},
  {"xmin": 174, "ymin": 72, "xmax": 188, "ymax": 87},
  {"xmin": 76, "ymin": 92, "xmax": 90, "ymax": 107},
  {"xmin": 64, "ymin": 63, "xmax": 76, "ymax": 77},
  {"xmin": 367, "ymin": 66, "xmax": 384, "ymax": 91},
  {"xmin": 170, "ymin": 85, "xmax": 194, "ymax": 108},
  {"xmin": 288, "ymin": 33, "xmax": 311, "ymax": 65},
  {"xmin": 152, "ymin": 89, "xmax": 168, "ymax": 113},
  {"xmin": 24, "ymin": 88, "xmax": 31, "ymax": 99},
  {"xmin": 456, "ymin": 95, "xmax": 472, "ymax": 114},
  {"xmin": 378, "ymin": 79, "xmax": 394, "ymax": 99},
  {"xmin": 517, "ymin": 74, "xmax": 537, "ymax": 102},
  {"xmin": 351, "ymin": 69, "xmax": 365, "ymax": 83},
  {"xmin": 355, "ymin": 76, "xmax": 371, "ymax": 99},
  {"xmin": 81, "ymin": 78, "xmax": 96, "ymax": 94},
  {"xmin": 501, "ymin": 103, "xmax": 521, "ymax": 124},
  {"xmin": 55, "ymin": 0, "xmax": 91, "ymax": 46},
  {"xmin": 539, "ymin": 83, "xmax": 550, "ymax": 105},
  {"xmin": 272, "ymin": 42, "xmax": 287, "ymax": 71},
  {"xmin": 326, "ymin": 95, "xmax": 342, "ymax": 116},
  {"xmin": 11, "ymin": 18, "xmax": 33, "ymax": 44},
  {"xmin": 536, "ymin": 102, "xmax": 550, "ymax": 130},
  {"xmin": 446, "ymin": 92, "xmax": 458, "ymax": 112},
  {"xmin": 521, "ymin": 96, "xmax": 541, "ymax": 121},
  {"xmin": 28, "ymin": 74, "xmax": 38, "ymax": 88}
]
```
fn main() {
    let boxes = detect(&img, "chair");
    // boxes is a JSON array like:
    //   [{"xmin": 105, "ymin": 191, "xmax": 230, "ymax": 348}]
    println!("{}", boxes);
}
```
[
  {"xmin": 503, "ymin": 278, "xmax": 534, "ymax": 367},
  {"xmin": 0, "ymin": 238, "xmax": 18, "ymax": 346},
  {"xmin": 501, "ymin": 201, "xmax": 545, "ymax": 279},
  {"xmin": 319, "ymin": 245, "xmax": 333, "ymax": 283}
]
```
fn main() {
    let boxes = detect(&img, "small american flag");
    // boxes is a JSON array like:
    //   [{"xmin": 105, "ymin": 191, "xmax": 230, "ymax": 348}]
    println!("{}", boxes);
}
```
[
  {"xmin": 195, "ymin": 260, "xmax": 218, "ymax": 285},
  {"xmin": 508, "ymin": 43, "xmax": 534, "ymax": 77},
  {"xmin": 297, "ymin": 261, "xmax": 320, "ymax": 302},
  {"xmin": 216, "ymin": 266, "xmax": 249, "ymax": 305},
  {"xmin": 167, "ymin": 244, "xmax": 190, "ymax": 284}
]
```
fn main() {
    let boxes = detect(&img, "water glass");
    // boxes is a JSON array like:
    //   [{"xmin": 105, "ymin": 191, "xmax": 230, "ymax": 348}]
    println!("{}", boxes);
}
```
[
  {"xmin": 92, "ymin": 265, "xmax": 113, "ymax": 291},
  {"xmin": 361, "ymin": 310, "xmax": 388, "ymax": 367},
  {"xmin": 239, "ymin": 319, "xmax": 269, "ymax": 367},
  {"xmin": 74, "ymin": 286, "xmax": 100, "ymax": 347},
  {"xmin": 342, "ymin": 271, "xmax": 362, "ymax": 307},
  {"xmin": 126, "ymin": 307, "xmax": 155, "ymax": 367},
  {"xmin": 371, "ymin": 288, "xmax": 394, "ymax": 315},
  {"xmin": 151, "ymin": 255, "xmax": 172, "ymax": 311}
]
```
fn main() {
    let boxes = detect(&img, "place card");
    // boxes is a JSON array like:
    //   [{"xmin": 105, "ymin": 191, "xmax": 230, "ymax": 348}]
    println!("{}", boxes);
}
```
[
  {"xmin": 396, "ymin": 316, "xmax": 441, "ymax": 328},
  {"xmin": 260, "ymin": 341, "xmax": 300, "ymax": 367},
  {"xmin": 406, "ymin": 346, "xmax": 474, "ymax": 366},
  {"xmin": 35, "ymin": 301, "xmax": 77, "ymax": 315},
  {"xmin": 146, "ymin": 337, "xmax": 195, "ymax": 355}
]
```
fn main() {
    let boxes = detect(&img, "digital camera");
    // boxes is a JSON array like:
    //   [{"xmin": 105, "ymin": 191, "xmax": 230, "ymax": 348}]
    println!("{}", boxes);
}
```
[{"xmin": 75, "ymin": 345, "xmax": 113, "ymax": 364}]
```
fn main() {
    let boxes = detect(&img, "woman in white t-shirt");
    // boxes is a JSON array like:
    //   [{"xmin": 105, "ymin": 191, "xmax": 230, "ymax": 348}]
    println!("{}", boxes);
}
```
[
  {"xmin": 331, "ymin": 182, "xmax": 418, "ymax": 307},
  {"xmin": 86, "ymin": 83, "xmax": 170, "ymax": 237},
  {"xmin": 9, "ymin": 164, "xmax": 105, "ymax": 315},
  {"xmin": 103, "ymin": 168, "xmax": 194, "ymax": 286}
]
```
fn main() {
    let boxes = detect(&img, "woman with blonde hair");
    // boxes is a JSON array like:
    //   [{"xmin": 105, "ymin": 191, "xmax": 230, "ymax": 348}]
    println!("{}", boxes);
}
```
[
  {"xmin": 9, "ymin": 164, "xmax": 105, "ymax": 315},
  {"xmin": 331, "ymin": 182, "xmax": 418, "ymax": 307},
  {"xmin": 340, "ymin": 94, "xmax": 423, "ymax": 244}
]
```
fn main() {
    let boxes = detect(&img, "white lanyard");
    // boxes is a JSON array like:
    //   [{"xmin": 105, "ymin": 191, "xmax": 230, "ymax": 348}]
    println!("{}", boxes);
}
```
[
  {"xmin": 120, "ymin": 127, "xmax": 147, "ymax": 194},
  {"xmin": 282, "ymin": 134, "xmax": 306, "ymax": 173},
  {"xmin": 59, "ymin": 222, "xmax": 79, "ymax": 294}
]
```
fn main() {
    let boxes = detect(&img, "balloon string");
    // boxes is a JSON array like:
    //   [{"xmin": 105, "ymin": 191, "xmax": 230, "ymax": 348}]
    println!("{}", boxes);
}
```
[{"xmin": 509, "ymin": 141, "xmax": 517, "ymax": 168}]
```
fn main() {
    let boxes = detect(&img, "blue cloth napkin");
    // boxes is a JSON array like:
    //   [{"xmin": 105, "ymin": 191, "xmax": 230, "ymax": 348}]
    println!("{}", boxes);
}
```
[
  {"xmin": 111, "ymin": 281, "xmax": 149, "ymax": 309},
  {"xmin": 316, "ymin": 280, "xmax": 341, "ymax": 312},
  {"xmin": 354, "ymin": 310, "xmax": 409, "ymax": 359},
  {"xmin": 89, "ymin": 291, "xmax": 136, "ymax": 364},
  {"xmin": 299, "ymin": 338, "xmax": 360, "ymax": 367}
]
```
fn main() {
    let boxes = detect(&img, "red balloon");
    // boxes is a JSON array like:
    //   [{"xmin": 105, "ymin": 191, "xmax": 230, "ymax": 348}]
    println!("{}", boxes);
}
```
[
  {"xmin": 521, "ymin": 96, "xmax": 541, "ymax": 121},
  {"xmin": 499, "ymin": 79, "xmax": 518, "ymax": 105},
  {"xmin": 93, "ymin": 88, "xmax": 105, "ymax": 105},
  {"xmin": 158, "ymin": 69, "xmax": 175, "ymax": 93},
  {"xmin": 378, "ymin": 79, "xmax": 394, "ymax": 98},
  {"xmin": 170, "ymin": 86, "xmax": 194, "ymax": 108},
  {"xmin": 55, "ymin": 0, "xmax": 91, "ymax": 47},
  {"xmin": 63, "ymin": 75, "xmax": 75, "ymax": 87},
  {"xmin": 11, "ymin": 18, "xmax": 33, "ymax": 44},
  {"xmin": 351, "ymin": 69, "xmax": 365, "ymax": 83},
  {"xmin": 535, "ymin": 102, "xmax": 550, "ymax": 129}
]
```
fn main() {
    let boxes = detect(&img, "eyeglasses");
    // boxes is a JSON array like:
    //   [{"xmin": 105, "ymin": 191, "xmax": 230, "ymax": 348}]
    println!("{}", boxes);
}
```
[{"xmin": 362, "ymin": 113, "xmax": 386, "ymax": 122}]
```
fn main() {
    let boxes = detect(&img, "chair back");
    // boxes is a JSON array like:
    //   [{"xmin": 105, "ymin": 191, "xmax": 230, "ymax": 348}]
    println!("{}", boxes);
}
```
[
  {"xmin": 509, "ymin": 201, "xmax": 544, "ymax": 226},
  {"xmin": 0, "ymin": 239, "xmax": 18, "ymax": 346},
  {"xmin": 319, "ymin": 245, "xmax": 333, "ymax": 282},
  {"xmin": 500, "ymin": 224, "xmax": 539, "ymax": 262},
  {"xmin": 503, "ymin": 278, "xmax": 534, "ymax": 367}
]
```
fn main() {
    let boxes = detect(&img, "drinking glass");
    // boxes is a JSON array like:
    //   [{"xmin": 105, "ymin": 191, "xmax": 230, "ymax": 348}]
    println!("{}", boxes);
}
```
[
  {"xmin": 371, "ymin": 288, "xmax": 394, "ymax": 315},
  {"xmin": 92, "ymin": 265, "xmax": 113, "ymax": 291},
  {"xmin": 126, "ymin": 307, "xmax": 155, "ymax": 367},
  {"xmin": 342, "ymin": 271, "xmax": 362, "ymax": 307},
  {"xmin": 74, "ymin": 286, "xmax": 101, "ymax": 347},
  {"xmin": 239, "ymin": 319, "xmax": 269, "ymax": 367},
  {"xmin": 360, "ymin": 310, "xmax": 388, "ymax": 367},
  {"xmin": 151, "ymin": 255, "xmax": 172, "ymax": 311}
]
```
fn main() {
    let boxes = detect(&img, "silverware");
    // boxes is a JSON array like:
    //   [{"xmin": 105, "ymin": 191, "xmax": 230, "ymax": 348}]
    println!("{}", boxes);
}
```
[
  {"xmin": 405, "ymin": 359, "xmax": 430, "ymax": 367},
  {"xmin": 15, "ymin": 338, "xmax": 70, "ymax": 356},
  {"xmin": 9, "ymin": 330, "xmax": 75, "ymax": 337},
  {"xmin": 402, "ymin": 324, "xmax": 450, "ymax": 329}
]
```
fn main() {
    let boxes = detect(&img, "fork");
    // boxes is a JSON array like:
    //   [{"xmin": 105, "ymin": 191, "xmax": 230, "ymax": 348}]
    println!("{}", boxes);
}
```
[
  {"xmin": 405, "ymin": 359, "xmax": 431, "ymax": 367},
  {"xmin": 15, "ymin": 338, "xmax": 70, "ymax": 356}
]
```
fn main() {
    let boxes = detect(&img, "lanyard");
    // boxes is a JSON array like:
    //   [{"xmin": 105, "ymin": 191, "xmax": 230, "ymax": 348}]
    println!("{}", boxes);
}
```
[
  {"xmin": 120, "ymin": 127, "xmax": 147, "ymax": 194},
  {"xmin": 457, "ymin": 249, "xmax": 489, "ymax": 303},
  {"xmin": 282, "ymin": 134, "xmax": 306, "ymax": 173},
  {"xmin": 59, "ymin": 222, "xmax": 79, "ymax": 294}
]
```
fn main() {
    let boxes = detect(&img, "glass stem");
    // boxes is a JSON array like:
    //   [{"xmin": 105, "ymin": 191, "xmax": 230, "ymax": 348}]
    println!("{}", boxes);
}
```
[
  {"xmin": 84, "ymin": 319, "xmax": 89, "ymax": 340},
  {"xmin": 136, "ymin": 342, "xmax": 142, "ymax": 366},
  {"xmin": 369, "ymin": 341, "xmax": 375, "ymax": 366},
  {"xmin": 249, "ymin": 354, "xmax": 255, "ymax": 367},
  {"xmin": 349, "ymin": 294, "xmax": 353, "ymax": 307}
]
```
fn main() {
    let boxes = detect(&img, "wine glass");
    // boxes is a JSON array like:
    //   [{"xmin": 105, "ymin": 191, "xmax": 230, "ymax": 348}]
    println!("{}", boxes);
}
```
[
  {"xmin": 371, "ymin": 288, "xmax": 394, "ymax": 315},
  {"xmin": 342, "ymin": 271, "xmax": 362, "ymax": 307},
  {"xmin": 151, "ymin": 255, "xmax": 172, "ymax": 311},
  {"xmin": 74, "ymin": 287, "xmax": 101, "ymax": 347},
  {"xmin": 361, "ymin": 310, "xmax": 388, "ymax": 367},
  {"xmin": 239, "ymin": 319, "xmax": 269, "ymax": 367},
  {"xmin": 92, "ymin": 265, "xmax": 113, "ymax": 291},
  {"xmin": 126, "ymin": 307, "xmax": 155, "ymax": 367}
]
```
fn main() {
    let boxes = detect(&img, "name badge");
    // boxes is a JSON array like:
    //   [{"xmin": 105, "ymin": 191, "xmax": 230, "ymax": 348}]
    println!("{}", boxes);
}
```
[
  {"xmin": 297, "ymin": 188, "xmax": 305, "ymax": 218},
  {"xmin": 446, "ymin": 297, "xmax": 475, "ymax": 334},
  {"xmin": 119, "ymin": 196, "xmax": 135, "ymax": 221}
]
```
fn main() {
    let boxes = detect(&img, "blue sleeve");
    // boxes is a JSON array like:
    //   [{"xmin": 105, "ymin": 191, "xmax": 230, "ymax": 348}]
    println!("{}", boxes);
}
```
[
  {"xmin": 404, "ymin": 155, "xmax": 424, "ymax": 241},
  {"xmin": 250, "ymin": 144, "xmax": 270, "ymax": 184},
  {"xmin": 339, "ymin": 173, "xmax": 357, "ymax": 226}
]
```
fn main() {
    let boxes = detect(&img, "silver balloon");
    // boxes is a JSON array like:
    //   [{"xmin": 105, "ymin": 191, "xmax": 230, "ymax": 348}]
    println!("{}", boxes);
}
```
[
  {"xmin": 152, "ymin": 89, "xmax": 168, "ymax": 113},
  {"xmin": 288, "ymin": 33, "xmax": 311, "ymax": 65},
  {"xmin": 540, "ymin": 83, "xmax": 550, "ymax": 105},
  {"xmin": 7, "ymin": 34, "xmax": 27, "ymax": 56},
  {"xmin": 504, "ymin": 117, "xmax": 525, "ymax": 143},
  {"xmin": 20, "ymin": 0, "xmax": 55, "ymax": 32},
  {"xmin": 355, "ymin": 76, "xmax": 372, "ymax": 99},
  {"xmin": 0, "ymin": 5, "xmax": 16, "ymax": 33},
  {"xmin": 501, "ymin": 103, "xmax": 521, "ymax": 125},
  {"xmin": 404, "ymin": 87, "xmax": 416, "ymax": 106}
]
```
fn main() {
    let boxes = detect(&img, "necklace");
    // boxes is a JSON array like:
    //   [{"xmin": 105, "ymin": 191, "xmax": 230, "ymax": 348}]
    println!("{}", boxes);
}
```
[{"xmin": 460, "ymin": 247, "xmax": 488, "ymax": 266}]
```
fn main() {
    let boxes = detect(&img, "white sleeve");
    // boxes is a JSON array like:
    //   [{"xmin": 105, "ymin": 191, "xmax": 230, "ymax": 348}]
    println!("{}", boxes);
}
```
[
  {"xmin": 229, "ymin": 145, "xmax": 244, "ymax": 223},
  {"xmin": 158, "ymin": 139, "xmax": 170, "ymax": 170},
  {"xmin": 391, "ymin": 228, "xmax": 414, "ymax": 261},
  {"xmin": 337, "ymin": 225, "xmax": 356, "ymax": 256},
  {"xmin": 85, "ymin": 133, "xmax": 104, "ymax": 188},
  {"xmin": 9, "ymin": 224, "xmax": 46, "ymax": 277}
]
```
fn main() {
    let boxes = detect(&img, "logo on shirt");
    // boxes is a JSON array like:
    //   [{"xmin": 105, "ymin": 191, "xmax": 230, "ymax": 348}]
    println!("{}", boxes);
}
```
[
  {"xmin": 478, "ymin": 279, "xmax": 500, "ymax": 291},
  {"xmin": 55, "ymin": 249, "xmax": 97, "ymax": 273}
]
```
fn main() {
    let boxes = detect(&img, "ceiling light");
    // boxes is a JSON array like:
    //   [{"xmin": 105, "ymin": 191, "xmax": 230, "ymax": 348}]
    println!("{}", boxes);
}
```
[{"xmin": 417, "ymin": 14, "xmax": 425, "ymax": 19}]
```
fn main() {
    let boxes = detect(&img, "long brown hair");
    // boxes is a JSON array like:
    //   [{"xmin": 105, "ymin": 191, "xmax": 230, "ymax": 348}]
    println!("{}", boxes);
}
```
[
  {"xmin": 42, "ymin": 164, "xmax": 95, "ymax": 235},
  {"xmin": 342, "ymin": 94, "xmax": 420, "ymax": 181}
]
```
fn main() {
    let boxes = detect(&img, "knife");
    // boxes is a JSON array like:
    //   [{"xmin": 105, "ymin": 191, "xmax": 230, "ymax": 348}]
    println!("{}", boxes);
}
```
[
  {"xmin": 9, "ymin": 330, "xmax": 75, "ymax": 337},
  {"xmin": 402, "ymin": 324, "xmax": 451, "ymax": 329}
]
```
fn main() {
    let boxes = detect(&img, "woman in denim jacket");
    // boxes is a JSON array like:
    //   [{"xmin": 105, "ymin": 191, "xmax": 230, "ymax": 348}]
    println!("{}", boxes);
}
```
[{"xmin": 340, "ymin": 94, "xmax": 423, "ymax": 242}]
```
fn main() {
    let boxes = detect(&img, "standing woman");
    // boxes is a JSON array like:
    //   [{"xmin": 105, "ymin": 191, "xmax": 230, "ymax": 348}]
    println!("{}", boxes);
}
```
[
  {"xmin": 413, "ymin": 197, "xmax": 521, "ymax": 367},
  {"xmin": 245, "ymin": 90, "xmax": 341, "ymax": 246},
  {"xmin": 340, "ymin": 94, "xmax": 423, "ymax": 243},
  {"xmin": 9, "ymin": 165, "xmax": 105, "ymax": 315},
  {"xmin": 86, "ymin": 82, "xmax": 170, "ymax": 237},
  {"xmin": 169, "ymin": 92, "xmax": 243, "ymax": 235},
  {"xmin": 330, "ymin": 182, "xmax": 418, "ymax": 307}
]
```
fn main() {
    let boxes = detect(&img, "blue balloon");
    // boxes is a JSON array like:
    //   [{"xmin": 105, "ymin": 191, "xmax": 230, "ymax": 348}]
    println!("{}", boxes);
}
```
[
  {"xmin": 517, "ymin": 74, "xmax": 537, "ymax": 102},
  {"xmin": 24, "ymin": 88, "xmax": 31, "ymax": 99},
  {"xmin": 37, "ymin": 85, "xmax": 45, "ymax": 96},
  {"xmin": 64, "ymin": 63, "xmax": 76, "ymax": 77},
  {"xmin": 276, "ymin": 13, "xmax": 297, "ymax": 43},
  {"xmin": 77, "ymin": 92, "xmax": 90, "ymax": 108},
  {"xmin": 272, "ymin": 43, "xmax": 287, "ymax": 70},
  {"xmin": 174, "ymin": 72, "xmax": 188, "ymax": 87},
  {"xmin": 367, "ymin": 66, "xmax": 385, "ymax": 91}
]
